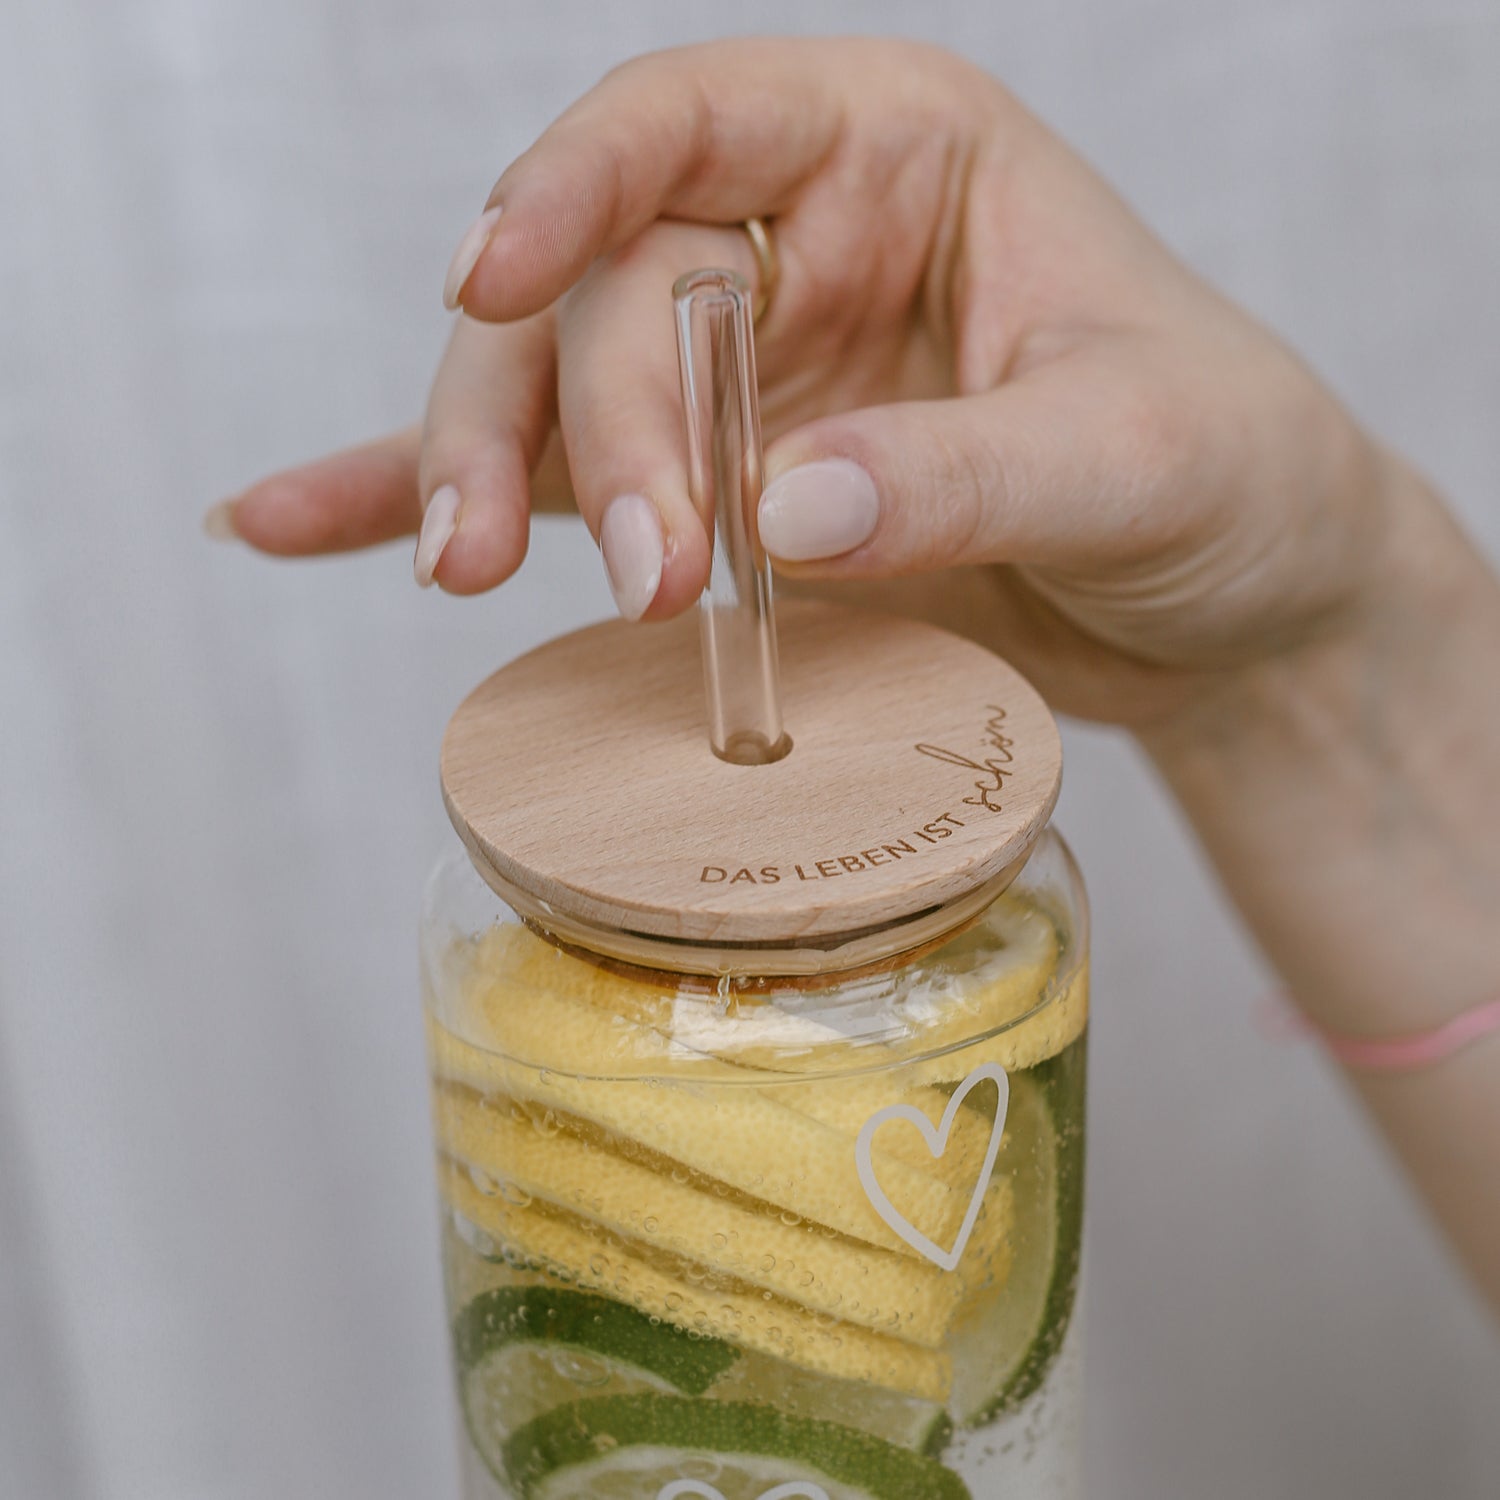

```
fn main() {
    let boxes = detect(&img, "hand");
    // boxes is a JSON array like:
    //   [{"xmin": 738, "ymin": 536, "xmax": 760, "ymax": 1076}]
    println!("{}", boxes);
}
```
[
  {"xmin": 217, "ymin": 37, "xmax": 1500, "ymax": 1306},
  {"xmin": 217, "ymin": 37, "xmax": 1398, "ymax": 728}
]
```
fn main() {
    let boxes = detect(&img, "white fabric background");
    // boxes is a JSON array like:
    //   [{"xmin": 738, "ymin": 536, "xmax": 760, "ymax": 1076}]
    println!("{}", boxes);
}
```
[{"xmin": 3, "ymin": 2, "xmax": 1498, "ymax": 1497}]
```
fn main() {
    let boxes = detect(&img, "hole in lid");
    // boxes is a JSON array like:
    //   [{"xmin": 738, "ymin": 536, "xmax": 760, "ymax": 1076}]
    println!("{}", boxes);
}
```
[{"xmin": 715, "ymin": 730, "xmax": 793, "ymax": 767}]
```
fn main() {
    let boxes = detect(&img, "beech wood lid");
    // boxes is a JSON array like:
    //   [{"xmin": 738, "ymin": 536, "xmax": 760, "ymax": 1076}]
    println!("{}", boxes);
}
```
[{"xmin": 440, "ymin": 601, "xmax": 1062, "ymax": 947}]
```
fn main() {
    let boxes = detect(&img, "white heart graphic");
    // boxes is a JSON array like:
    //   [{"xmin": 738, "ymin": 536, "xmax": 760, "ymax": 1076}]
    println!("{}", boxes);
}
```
[
  {"xmin": 656, "ymin": 1483, "xmax": 830, "ymax": 1500},
  {"xmin": 854, "ymin": 1061, "xmax": 1010, "ymax": 1272}
]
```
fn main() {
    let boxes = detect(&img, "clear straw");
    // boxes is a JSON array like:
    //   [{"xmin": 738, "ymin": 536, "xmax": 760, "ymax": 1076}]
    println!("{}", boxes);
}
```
[{"xmin": 673, "ymin": 268, "xmax": 790, "ymax": 766}]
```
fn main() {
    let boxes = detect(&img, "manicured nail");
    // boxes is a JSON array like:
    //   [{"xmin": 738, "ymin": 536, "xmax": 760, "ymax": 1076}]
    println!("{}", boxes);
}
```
[
  {"xmin": 600, "ymin": 493, "xmax": 664, "ymax": 621},
  {"xmin": 414, "ymin": 484, "xmax": 461, "ymax": 588},
  {"xmin": 758, "ymin": 458, "xmax": 880, "ymax": 561},
  {"xmin": 202, "ymin": 499, "xmax": 240, "ymax": 543},
  {"xmin": 442, "ymin": 204, "xmax": 503, "ymax": 309}
]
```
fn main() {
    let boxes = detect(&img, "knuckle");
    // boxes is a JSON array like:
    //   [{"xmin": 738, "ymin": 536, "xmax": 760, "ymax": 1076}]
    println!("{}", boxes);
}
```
[
  {"xmin": 597, "ymin": 48, "xmax": 670, "ymax": 91},
  {"xmin": 928, "ymin": 423, "xmax": 1002, "ymax": 567}
]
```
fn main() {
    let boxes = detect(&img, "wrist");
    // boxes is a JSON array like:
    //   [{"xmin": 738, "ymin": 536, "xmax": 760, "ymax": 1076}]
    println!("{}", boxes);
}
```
[{"xmin": 1137, "ymin": 456, "xmax": 1500, "ymax": 1036}]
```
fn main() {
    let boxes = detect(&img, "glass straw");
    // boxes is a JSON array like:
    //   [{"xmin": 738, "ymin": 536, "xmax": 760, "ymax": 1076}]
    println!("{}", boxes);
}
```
[{"xmin": 673, "ymin": 268, "xmax": 791, "ymax": 766}]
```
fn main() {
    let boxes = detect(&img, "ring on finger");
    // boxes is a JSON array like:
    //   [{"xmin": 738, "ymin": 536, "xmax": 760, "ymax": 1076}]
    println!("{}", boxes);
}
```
[{"xmin": 742, "ymin": 217, "xmax": 779, "ymax": 325}]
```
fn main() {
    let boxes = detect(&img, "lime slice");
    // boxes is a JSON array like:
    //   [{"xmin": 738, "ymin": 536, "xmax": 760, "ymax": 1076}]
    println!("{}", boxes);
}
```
[
  {"xmin": 502, "ymin": 1394, "xmax": 972, "ymax": 1499},
  {"xmin": 443, "ymin": 1164, "xmax": 952, "ymax": 1402},
  {"xmin": 947, "ymin": 1035, "xmax": 1085, "ymax": 1425},
  {"xmin": 711, "ymin": 1348, "xmax": 952, "ymax": 1457},
  {"xmin": 456, "ymin": 1287, "xmax": 738, "ymax": 1481}
]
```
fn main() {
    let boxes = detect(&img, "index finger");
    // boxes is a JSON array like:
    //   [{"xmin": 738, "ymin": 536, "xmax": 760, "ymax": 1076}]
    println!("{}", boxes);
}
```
[{"xmin": 446, "ymin": 38, "xmax": 854, "ymax": 320}]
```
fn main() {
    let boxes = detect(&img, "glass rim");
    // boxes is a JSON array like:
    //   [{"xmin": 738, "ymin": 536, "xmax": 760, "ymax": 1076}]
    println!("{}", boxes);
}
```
[
  {"xmin": 452, "ymin": 827, "xmax": 1056, "ymax": 979},
  {"xmin": 421, "ymin": 830, "xmax": 1089, "ymax": 1086}
]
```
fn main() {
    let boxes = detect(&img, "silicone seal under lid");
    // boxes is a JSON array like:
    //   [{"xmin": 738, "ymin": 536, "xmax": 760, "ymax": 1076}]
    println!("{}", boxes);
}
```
[{"xmin": 440, "ymin": 599, "xmax": 1063, "ymax": 964}]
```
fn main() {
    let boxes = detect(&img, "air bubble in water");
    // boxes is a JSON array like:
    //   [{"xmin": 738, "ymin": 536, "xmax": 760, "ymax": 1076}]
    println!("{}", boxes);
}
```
[
  {"xmin": 453, "ymin": 1214, "xmax": 497, "ymax": 1260},
  {"xmin": 551, "ymin": 1350, "xmax": 610, "ymax": 1388},
  {"xmin": 467, "ymin": 1165, "xmax": 502, "ymax": 1197}
]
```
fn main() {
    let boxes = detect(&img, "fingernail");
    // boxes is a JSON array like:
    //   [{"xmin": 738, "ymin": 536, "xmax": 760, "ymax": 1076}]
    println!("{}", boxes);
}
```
[
  {"xmin": 202, "ymin": 499, "xmax": 240, "ymax": 543},
  {"xmin": 442, "ymin": 204, "xmax": 503, "ymax": 309},
  {"xmin": 414, "ymin": 484, "xmax": 461, "ymax": 588},
  {"xmin": 600, "ymin": 493, "xmax": 664, "ymax": 621},
  {"xmin": 758, "ymin": 458, "xmax": 880, "ymax": 561}
]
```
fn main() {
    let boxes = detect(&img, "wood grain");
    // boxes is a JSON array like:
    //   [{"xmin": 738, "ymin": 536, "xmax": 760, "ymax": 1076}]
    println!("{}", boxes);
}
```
[{"xmin": 441, "ymin": 601, "xmax": 1062, "ymax": 943}]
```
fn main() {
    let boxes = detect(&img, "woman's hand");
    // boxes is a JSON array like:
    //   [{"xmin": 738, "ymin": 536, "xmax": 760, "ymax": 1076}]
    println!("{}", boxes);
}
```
[
  {"xmin": 217, "ymin": 36, "xmax": 1500, "ymax": 1307},
  {"xmin": 217, "ymin": 37, "xmax": 1396, "ymax": 727}
]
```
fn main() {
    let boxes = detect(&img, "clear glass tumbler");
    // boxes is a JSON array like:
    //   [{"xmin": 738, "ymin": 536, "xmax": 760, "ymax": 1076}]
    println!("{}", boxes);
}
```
[{"xmin": 422, "ymin": 828, "xmax": 1089, "ymax": 1500}]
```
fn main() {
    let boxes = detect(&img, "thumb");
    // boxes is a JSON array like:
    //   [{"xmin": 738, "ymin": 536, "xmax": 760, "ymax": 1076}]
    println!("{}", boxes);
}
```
[{"xmin": 759, "ymin": 364, "xmax": 1170, "ymax": 579}]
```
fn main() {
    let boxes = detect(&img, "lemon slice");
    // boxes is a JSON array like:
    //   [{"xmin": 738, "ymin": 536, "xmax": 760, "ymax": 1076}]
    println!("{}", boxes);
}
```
[
  {"xmin": 435, "ymin": 1085, "xmax": 987, "ymax": 1346},
  {"xmin": 443, "ymin": 1163, "xmax": 952, "ymax": 1402},
  {"xmin": 428, "ymin": 1005, "xmax": 974, "ymax": 1259}
]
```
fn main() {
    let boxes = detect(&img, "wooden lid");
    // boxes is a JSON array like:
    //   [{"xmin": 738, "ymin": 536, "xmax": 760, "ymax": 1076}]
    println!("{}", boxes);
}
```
[{"xmin": 441, "ymin": 601, "xmax": 1062, "ymax": 947}]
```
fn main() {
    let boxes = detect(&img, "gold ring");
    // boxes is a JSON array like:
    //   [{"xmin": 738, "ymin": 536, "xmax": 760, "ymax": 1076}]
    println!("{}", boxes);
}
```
[{"xmin": 743, "ymin": 217, "xmax": 779, "ymax": 325}]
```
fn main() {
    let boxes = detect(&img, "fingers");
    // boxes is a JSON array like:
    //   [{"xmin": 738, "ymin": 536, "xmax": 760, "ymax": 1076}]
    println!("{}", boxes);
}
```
[
  {"xmin": 212, "ymin": 426, "xmax": 422, "ymax": 556},
  {"xmin": 415, "ymin": 311, "xmax": 557, "ymax": 593},
  {"xmin": 445, "ymin": 39, "xmax": 856, "ymax": 320},
  {"xmin": 554, "ymin": 222, "xmax": 755, "ymax": 618},
  {"xmin": 213, "ymin": 311, "xmax": 560, "ymax": 595},
  {"xmin": 757, "ymin": 350, "xmax": 1194, "ymax": 583}
]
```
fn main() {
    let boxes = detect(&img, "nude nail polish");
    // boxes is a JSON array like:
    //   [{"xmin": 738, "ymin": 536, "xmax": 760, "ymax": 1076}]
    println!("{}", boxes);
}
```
[
  {"xmin": 202, "ymin": 500, "xmax": 240, "ymax": 543},
  {"xmin": 600, "ymin": 493, "xmax": 664, "ymax": 621},
  {"xmin": 442, "ymin": 205, "xmax": 503, "ymax": 310},
  {"xmin": 758, "ymin": 459, "xmax": 880, "ymax": 561},
  {"xmin": 414, "ymin": 485, "xmax": 461, "ymax": 588}
]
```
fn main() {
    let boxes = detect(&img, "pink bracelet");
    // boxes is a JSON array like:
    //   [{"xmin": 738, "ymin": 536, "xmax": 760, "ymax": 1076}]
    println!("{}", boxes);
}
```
[{"xmin": 1264, "ymin": 993, "xmax": 1500, "ymax": 1073}]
